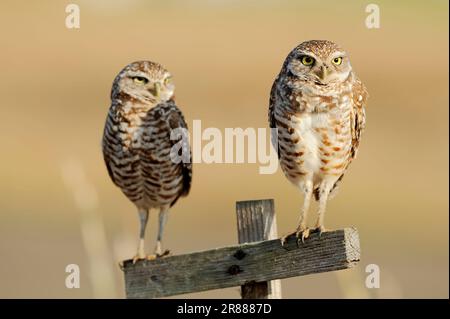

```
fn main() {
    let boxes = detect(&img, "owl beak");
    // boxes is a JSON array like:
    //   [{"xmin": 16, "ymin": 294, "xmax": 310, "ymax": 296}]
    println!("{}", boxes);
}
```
[
  {"xmin": 149, "ymin": 82, "xmax": 161, "ymax": 97},
  {"xmin": 316, "ymin": 66, "xmax": 328, "ymax": 81}
]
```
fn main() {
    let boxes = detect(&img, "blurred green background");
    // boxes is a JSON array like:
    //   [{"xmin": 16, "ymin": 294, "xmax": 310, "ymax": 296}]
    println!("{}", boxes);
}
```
[{"xmin": 0, "ymin": 0, "xmax": 448, "ymax": 298}]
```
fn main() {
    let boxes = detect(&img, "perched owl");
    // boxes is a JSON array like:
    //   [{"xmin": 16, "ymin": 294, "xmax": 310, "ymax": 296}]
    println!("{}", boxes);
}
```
[
  {"xmin": 102, "ymin": 61, "xmax": 192, "ymax": 263},
  {"xmin": 269, "ymin": 40, "xmax": 368, "ymax": 245}
]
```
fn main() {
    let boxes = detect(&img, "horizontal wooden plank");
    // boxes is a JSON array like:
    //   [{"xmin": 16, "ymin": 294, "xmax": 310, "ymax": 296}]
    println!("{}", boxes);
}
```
[{"xmin": 123, "ymin": 227, "xmax": 360, "ymax": 298}]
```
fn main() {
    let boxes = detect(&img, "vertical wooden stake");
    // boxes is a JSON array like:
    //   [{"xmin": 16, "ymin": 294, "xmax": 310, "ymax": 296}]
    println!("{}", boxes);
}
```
[{"xmin": 236, "ymin": 199, "xmax": 282, "ymax": 299}]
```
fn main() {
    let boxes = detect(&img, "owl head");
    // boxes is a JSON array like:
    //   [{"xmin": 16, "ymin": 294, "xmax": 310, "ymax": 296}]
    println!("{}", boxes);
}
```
[
  {"xmin": 111, "ymin": 61, "xmax": 175, "ymax": 103},
  {"xmin": 285, "ymin": 40, "xmax": 352, "ymax": 86}
]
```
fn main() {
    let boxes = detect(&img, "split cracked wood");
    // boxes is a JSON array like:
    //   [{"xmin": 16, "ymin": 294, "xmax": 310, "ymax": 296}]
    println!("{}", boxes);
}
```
[{"xmin": 123, "ymin": 227, "xmax": 360, "ymax": 298}]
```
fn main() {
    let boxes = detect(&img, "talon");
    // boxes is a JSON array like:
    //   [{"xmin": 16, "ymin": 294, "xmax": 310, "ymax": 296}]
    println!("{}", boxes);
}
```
[
  {"xmin": 280, "ymin": 232, "xmax": 296, "ymax": 248},
  {"xmin": 312, "ymin": 226, "xmax": 327, "ymax": 238},
  {"xmin": 148, "ymin": 250, "xmax": 171, "ymax": 260},
  {"xmin": 132, "ymin": 254, "xmax": 145, "ymax": 264},
  {"xmin": 281, "ymin": 227, "xmax": 311, "ymax": 247},
  {"xmin": 302, "ymin": 229, "xmax": 310, "ymax": 242},
  {"xmin": 280, "ymin": 235, "xmax": 289, "ymax": 247},
  {"xmin": 157, "ymin": 249, "xmax": 171, "ymax": 258},
  {"xmin": 295, "ymin": 227, "xmax": 310, "ymax": 244}
]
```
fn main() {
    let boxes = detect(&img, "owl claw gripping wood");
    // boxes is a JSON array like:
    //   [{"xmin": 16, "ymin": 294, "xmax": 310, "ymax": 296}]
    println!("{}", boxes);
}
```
[
  {"xmin": 269, "ymin": 40, "xmax": 368, "ymax": 245},
  {"xmin": 102, "ymin": 61, "xmax": 192, "ymax": 263}
]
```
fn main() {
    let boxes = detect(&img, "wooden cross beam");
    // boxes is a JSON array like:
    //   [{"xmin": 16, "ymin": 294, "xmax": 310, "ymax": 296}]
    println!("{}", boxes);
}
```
[{"xmin": 122, "ymin": 199, "xmax": 360, "ymax": 299}]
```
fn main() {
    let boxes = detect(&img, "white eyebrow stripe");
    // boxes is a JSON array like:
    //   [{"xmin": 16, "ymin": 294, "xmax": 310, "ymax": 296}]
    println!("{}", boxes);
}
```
[
  {"xmin": 127, "ymin": 71, "xmax": 149, "ymax": 78},
  {"xmin": 297, "ymin": 51, "xmax": 320, "ymax": 60},
  {"xmin": 330, "ymin": 51, "xmax": 347, "ymax": 59}
]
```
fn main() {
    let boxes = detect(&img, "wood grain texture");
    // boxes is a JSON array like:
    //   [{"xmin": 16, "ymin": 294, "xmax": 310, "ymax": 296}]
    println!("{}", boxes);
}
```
[
  {"xmin": 123, "ymin": 227, "xmax": 360, "ymax": 299},
  {"xmin": 236, "ymin": 199, "xmax": 281, "ymax": 299}
]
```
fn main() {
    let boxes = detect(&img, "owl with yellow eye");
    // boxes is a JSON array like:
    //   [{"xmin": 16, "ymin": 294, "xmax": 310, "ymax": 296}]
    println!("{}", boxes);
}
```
[
  {"xmin": 103, "ymin": 61, "xmax": 192, "ymax": 263},
  {"xmin": 269, "ymin": 40, "xmax": 368, "ymax": 245}
]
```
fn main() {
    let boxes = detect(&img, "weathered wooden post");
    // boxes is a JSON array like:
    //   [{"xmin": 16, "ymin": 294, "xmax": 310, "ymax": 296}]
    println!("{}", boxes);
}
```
[
  {"xmin": 122, "ymin": 199, "xmax": 360, "ymax": 298},
  {"xmin": 236, "ymin": 199, "xmax": 281, "ymax": 299}
]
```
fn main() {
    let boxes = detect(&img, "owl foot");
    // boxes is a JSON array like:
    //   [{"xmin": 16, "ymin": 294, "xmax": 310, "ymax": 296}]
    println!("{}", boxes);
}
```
[
  {"xmin": 295, "ymin": 227, "xmax": 310, "ymax": 245},
  {"xmin": 280, "ymin": 232, "xmax": 294, "ymax": 247},
  {"xmin": 145, "ymin": 250, "xmax": 171, "ymax": 261},
  {"xmin": 132, "ymin": 253, "xmax": 147, "ymax": 264},
  {"xmin": 280, "ymin": 228, "xmax": 310, "ymax": 247},
  {"xmin": 311, "ymin": 225, "xmax": 327, "ymax": 238},
  {"xmin": 156, "ymin": 249, "xmax": 171, "ymax": 258}
]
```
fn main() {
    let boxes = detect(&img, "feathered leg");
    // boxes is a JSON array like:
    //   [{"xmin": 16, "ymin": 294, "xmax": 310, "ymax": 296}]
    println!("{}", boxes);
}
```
[
  {"xmin": 132, "ymin": 208, "xmax": 149, "ymax": 264},
  {"xmin": 295, "ymin": 180, "xmax": 313, "ymax": 243},
  {"xmin": 281, "ymin": 177, "xmax": 313, "ymax": 246},
  {"xmin": 312, "ymin": 182, "xmax": 333, "ymax": 237},
  {"xmin": 154, "ymin": 205, "xmax": 171, "ymax": 257}
]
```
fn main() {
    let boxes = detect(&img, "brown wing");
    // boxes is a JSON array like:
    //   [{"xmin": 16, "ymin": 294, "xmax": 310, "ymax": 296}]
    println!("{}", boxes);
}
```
[
  {"xmin": 102, "ymin": 111, "xmax": 121, "ymax": 188},
  {"xmin": 268, "ymin": 76, "xmax": 281, "ymax": 159},
  {"xmin": 350, "ymin": 76, "xmax": 368, "ymax": 161},
  {"xmin": 319, "ymin": 75, "xmax": 368, "ymax": 201},
  {"xmin": 166, "ymin": 101, "xmax": 192, "ymax": 207},
  {"xmin": 104, "ymin": 154, "xmax": 118, "ymax": 186}
]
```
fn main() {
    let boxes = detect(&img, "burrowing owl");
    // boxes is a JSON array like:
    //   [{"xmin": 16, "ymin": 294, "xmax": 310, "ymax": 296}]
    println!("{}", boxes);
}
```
[
  {"xmin": 269, "ymin": 40, "xmax": 368, "ymax": 244},
  {"xmin": 102, "ymin": 61, "xmax": 192, "ymax": 262}
]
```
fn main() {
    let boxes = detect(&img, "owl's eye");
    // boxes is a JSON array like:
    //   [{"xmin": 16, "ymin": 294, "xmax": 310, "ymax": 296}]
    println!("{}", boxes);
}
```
[
  {"xmin": 164, "ymin": 77, "xmax": 172, "ymax": 85},
  {"xmin": 132, "ymin": 76, "xmax": 149, "ymax": 85},
  {"xmin": 332, "ymin": 57, "xmax": 343, "ymax": 65},
  {"xmin": 300, "ymin": 56, "xmax": 315, "ymax": 66}
]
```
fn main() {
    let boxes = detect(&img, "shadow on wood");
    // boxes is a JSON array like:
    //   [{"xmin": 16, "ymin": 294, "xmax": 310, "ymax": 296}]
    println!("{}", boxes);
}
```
[{"xmin": 122, "ymin": 227, "xmax": 360, "ymax": 299}]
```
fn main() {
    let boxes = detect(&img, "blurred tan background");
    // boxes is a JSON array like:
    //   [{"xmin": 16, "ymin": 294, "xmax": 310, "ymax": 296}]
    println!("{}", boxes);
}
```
[{"xmin": 0, "ymin": 0, "xmax": 448, "ymax": 298}]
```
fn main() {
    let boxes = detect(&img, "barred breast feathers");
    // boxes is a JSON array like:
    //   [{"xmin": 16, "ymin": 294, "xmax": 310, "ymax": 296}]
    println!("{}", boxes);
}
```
[
  {"xmin": 102, "ymin": 97, "xmax": 192, "ymax": 208},
  {"xmin": 269, "ymin": 70, "xmax": 367, "ymax": 200}
]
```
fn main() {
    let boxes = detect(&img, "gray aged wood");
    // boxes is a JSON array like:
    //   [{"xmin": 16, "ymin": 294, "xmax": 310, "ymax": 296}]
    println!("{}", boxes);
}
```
[
  {"xmin": 236, "ymin": 199, "xmax": 282, "ymax": 299},
  {"xmin": 123, "ymin": 227, "xmax": 360, "ymax": 298}
]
